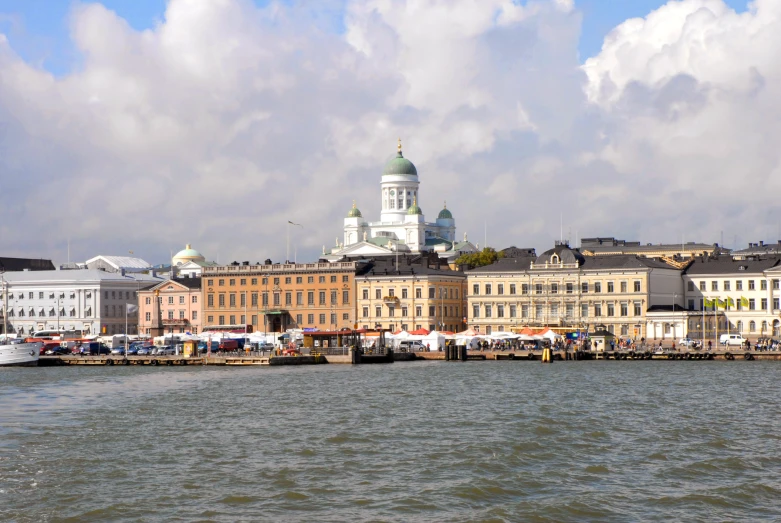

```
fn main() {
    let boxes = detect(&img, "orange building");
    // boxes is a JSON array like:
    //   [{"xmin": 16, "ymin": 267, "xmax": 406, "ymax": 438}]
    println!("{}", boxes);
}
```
[{"xmin": 201, "ymin": 261, "xmax": 362, "ymax": 333}]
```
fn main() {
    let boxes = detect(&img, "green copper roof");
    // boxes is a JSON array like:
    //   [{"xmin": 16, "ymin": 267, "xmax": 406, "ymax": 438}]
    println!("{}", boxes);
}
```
[
  {"xmin": 347, "ymin": 201, "xmax": 362, "ymax": 218},
  {"xmin": 437, "ymin": 203, "xmax": 453, "ymax": 220},
  {"xmin": 383, "ymin": 151, "xmax": 418, "ymax": 176},
  {"xmin": 407, "ymin": 197, "xmax": 422, "ymax": 215}
]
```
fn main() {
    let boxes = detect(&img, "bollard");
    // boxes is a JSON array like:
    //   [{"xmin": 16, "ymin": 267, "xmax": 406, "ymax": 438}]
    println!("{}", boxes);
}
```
[
  {"xmin": 460, "ymin": 345, "xmax": 467, "ymax": 362},
  {"xmin": 444, "ymin": 345, "xmax": 451, "ymax": 361},
  {"xmin": 541, "ymin": 347, "xmax": 553, "ymax": 363}
]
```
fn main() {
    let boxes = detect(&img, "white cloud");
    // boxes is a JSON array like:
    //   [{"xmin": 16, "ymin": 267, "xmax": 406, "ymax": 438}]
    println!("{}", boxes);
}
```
[{"xmin": 1, "ymin": 0, "xmax": 780, "ymax": 263}]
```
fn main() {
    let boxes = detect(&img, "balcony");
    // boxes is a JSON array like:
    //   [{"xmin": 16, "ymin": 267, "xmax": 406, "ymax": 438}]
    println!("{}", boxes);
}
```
[
  {"xmin": 162, "ymin": 318, "xmax": 190, "ymax": 326},
  {"xmin": 383, "ymin": 296, "xmax": 400, "ymax": 305}
]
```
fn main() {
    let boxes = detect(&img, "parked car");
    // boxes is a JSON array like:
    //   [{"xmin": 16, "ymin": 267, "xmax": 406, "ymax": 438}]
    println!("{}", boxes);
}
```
[
  {"xmin": 156, "ymin": 346, "xmax": 176, "ymax": 356},
  {"xmin": 398, "ymin": 341, "xmax": 426, "ymax": 352},
  {"xmin": 678, "ymin": 338, "xmax": 697, "ymax": 348},
  {"xmin": 136, "ymin": 346, "xmax": 154, "ymax": 355},
  {"xmin": 258, "ymin": 342, "xmax": 275, "ymax": 351},
  {"xmin": 219, "ymin": 340, "xmax": 239, "ymax": 351},
  {"xmin": 198, "ymin": 341, "xmax": 220, "ymax": 354},
  {"xmin": 78, "ymin": 342, "xmax": 111, "ymax": 355},
  {"xmin": 720, "ymin": 334, "xmax": 746, "ymax": 346}
]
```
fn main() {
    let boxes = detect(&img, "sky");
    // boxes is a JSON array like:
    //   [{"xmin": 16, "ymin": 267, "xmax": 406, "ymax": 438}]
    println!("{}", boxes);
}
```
[{"xmin": 1, "ymin": 0, "xmax": 774, "ymax": 267}]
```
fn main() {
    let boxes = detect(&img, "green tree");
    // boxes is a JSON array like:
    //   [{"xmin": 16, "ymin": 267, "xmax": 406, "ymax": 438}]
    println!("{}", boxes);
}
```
[{"xmin": 455, "ymin": 248, "xmax": 504, "ymax": 268}]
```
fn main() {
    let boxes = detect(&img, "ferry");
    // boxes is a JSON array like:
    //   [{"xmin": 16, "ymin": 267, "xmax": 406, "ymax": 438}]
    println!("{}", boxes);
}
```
[{"xmin": 0, "ymin": 338, "xmax": 42, "ymax": 367}]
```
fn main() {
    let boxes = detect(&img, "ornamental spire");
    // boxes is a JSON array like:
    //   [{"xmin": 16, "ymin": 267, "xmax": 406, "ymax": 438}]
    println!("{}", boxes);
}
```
[{"xmin": 397, "ymin": 137, "xmax": 402, "ymax": 156}]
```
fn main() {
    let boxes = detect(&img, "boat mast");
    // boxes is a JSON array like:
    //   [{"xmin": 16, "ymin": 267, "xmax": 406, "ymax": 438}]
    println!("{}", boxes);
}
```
[{"xmin": 1, "ymin": 270, "xmax": 7, "ymax": 340}]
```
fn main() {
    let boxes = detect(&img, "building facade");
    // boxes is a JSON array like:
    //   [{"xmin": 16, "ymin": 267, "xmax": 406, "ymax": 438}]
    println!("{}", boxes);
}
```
[
  {"xmin": 137, "ymin": 277, "xmax": 202, "ymax": 336},
  {"xmin": 466, "ymin": 243, "xmax": 684, "ymax": 338},
  {"xmin": 355, "ymin": 257, "xmax": 467, "ymax": 332},
  {"xmin": 679, "ymin": 255, "xmax": 781, "ymax": 340},
  {"xmin": 580, "ymin": 237, "xmax": 725, "ymax": 259},
  {"xmin": 0, "ymin": 269, "xmax": 162, "ymax": 336},
  {"xmin": 202, "ymin": 261, "xmax": 363, "ymax": 333}
]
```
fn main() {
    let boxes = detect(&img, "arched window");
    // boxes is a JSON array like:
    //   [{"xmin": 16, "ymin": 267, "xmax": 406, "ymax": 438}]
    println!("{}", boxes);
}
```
[
  {"xmin": 749, "ymin": 320, "xmax": 756, "ymax": 332},
  {"xmin": 761, "ymin": 320, "xmax": 767, "ymax": 333},
  {"xmin": 737, "ymin": 320, "xmax": 743, "ymax": 332},
  {"xmin": 551, "ymin": 254, "xmax": 560, "ymax": 264}
]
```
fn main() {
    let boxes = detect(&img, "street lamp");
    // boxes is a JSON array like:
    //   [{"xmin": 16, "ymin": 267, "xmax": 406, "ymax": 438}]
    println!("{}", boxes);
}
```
[{"xmin": 672, "ymin": 293, "xmax": 677, "ymax": 341}]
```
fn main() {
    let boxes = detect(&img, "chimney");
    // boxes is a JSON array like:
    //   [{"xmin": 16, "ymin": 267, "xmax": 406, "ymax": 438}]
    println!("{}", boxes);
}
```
[
  {"xmin": 760, "ymin": 241, "xmax": 765, "ymax": 247},
  {"xmin": 120, "ymin": 268, "xmax": 126, "ymax": 277}
]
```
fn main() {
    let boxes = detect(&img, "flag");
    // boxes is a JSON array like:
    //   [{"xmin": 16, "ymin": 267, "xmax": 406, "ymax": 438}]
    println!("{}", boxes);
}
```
[
  {"xmin": 704, "ymin": 298, "xmax": 712, "ymax": 308},
  {"xmin": 741, "ymin": 296, "xmax": 749, "ymax": 308},
  {"xmin": 126, "ymin": 304, "xmax": 139, "ymax": 314},
  {"xmin": 288, "ymin": 220, "xmax": 302, "ymax": 226},
  {"xmin": 727, "ymin": 297, "xmax": 735, "ymax": 307},
  {"xmin": 718, "ymin": 299, "xmax": 726, "ymax": 309}
]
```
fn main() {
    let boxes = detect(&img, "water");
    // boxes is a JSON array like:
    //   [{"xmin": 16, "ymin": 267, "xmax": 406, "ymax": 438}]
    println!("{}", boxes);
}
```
[{"xmin": 2, "ymin": 361, "xmax": 781, "ymax": 522}]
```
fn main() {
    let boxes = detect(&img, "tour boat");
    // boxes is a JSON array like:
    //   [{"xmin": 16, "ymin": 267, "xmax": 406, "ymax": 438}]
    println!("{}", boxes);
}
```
[{"xmin": 0, "ymin": 339, "xmax": 42, "ymax": 367}]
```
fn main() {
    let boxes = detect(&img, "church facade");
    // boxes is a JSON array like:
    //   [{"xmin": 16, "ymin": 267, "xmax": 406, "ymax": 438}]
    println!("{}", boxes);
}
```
[{"xmin": 323, "ymin": 140, "xmax": 475, "ymax": 262}]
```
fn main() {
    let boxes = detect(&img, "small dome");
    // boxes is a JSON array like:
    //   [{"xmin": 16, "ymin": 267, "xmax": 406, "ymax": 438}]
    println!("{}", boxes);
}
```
[
  {"xmin": 438, "ymin": 202, "xmax": 453, "ymax": 220},
  {"xmin": 347, "ymin": 201, "xmax": 362, "ymax": 218},
  {"xmin": 383, "ymin": 139, "xmax": 418, "ymax": 176},
  {"xmin": 407, "ymin": 197, "xmax": 422, "ymax": 215},
  {"xmin": 173, "ymin": 244, "xmax": 205, "ymax": 266}
]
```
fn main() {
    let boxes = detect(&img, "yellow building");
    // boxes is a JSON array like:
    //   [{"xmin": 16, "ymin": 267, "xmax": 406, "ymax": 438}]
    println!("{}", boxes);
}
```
[
  {"xmin": 466, "ymin": 243, "xmax": 684, "ymax": 338},
  {"xmin": 355, "ymin": 256, "xmax": 467, "ymax": 332}
]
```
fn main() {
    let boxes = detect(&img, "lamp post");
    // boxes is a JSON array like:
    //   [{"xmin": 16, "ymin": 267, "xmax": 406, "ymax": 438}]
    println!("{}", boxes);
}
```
[{"xmin": 672, "ymin": 293, "xmax": 677, "ymax": 341}]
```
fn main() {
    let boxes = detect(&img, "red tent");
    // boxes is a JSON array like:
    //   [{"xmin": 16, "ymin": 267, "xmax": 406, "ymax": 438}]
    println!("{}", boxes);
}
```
[{"xmin": 409, "ymin": 328, "xmax": 430, "ymax": 335}]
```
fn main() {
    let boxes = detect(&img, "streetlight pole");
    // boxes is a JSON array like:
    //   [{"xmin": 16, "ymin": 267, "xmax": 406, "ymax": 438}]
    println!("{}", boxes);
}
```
[{"xmin": 672, "ymin": 292, "xmax": 677, "ymax": 342}]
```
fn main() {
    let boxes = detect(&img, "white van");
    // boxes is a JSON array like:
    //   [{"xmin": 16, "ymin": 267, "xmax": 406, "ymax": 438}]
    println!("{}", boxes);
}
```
[{"xmin": 720, "ymin": 334, "xmax": 746, "ymax": 346}]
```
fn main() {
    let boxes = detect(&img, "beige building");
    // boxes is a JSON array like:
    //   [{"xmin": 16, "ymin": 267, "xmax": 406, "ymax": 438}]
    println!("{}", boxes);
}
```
[
  {"xmin": 355, "ymin": 257, "xmax": 467, "ymax": 332},
  {"xmin": 138, "ymin": 277, "xmax": 202, "ymax": 336},
  {"xmin": 466, "ymin": 243, "xmax": 684, "ymax": 338},
  {"xmin": 580, "ymin": 237, "xmax": 725, "ymax": 259}
]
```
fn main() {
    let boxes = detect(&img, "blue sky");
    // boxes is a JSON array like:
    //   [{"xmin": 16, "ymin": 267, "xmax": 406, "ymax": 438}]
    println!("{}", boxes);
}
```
[{"xmin": 0, "ymin": 0, "xmax": 749, "ymax": 76}]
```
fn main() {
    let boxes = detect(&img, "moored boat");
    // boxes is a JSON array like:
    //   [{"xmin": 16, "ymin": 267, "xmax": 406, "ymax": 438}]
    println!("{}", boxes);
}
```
[{"xmin": 0, "ymin": 339, "xmax": 42, "ymax": 367}]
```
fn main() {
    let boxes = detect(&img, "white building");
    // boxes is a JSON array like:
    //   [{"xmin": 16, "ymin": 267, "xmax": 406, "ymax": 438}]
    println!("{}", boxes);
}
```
[
  {"xmin": 324, "ymin": 140, "xmax": 476, "ymax": 261},
  {"xmin": 0, "ymin": 269, "xmax": 164, "ymax": 337},
  {"xmin": 84, "ymin": 255, "xmax": 152, "ymax": 273}
]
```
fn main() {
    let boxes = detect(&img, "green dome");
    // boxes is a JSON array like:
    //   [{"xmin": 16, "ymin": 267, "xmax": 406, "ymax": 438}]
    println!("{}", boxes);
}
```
[
  {"xmin": 438, "ymin": 202, "xmax": 453, "ymax": 220},
  {"xmin": 347, "ymin": 201, "xmax": 362, "ymax": 218},
  {"xmin": 383, "ymin": 151, "xmax": 418, "ymax": 176},
  {"xmin": 407, "ymin": 198, "xmax": 422, "ymax": 215}
]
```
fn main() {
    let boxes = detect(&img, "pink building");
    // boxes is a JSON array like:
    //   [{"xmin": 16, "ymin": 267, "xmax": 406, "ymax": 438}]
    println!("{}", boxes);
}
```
[{"xmin": 138, "ymin": 277, "xmax": 202, "ymax": 336}]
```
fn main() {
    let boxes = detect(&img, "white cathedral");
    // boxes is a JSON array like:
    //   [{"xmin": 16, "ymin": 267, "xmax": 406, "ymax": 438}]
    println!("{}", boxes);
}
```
[{"xmin": 323, "ymin": 140, "xmax": 476, "ymax": 262}]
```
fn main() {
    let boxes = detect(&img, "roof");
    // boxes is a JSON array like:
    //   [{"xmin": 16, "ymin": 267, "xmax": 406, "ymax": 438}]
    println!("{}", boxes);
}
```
[
  {"xmin": 500, "ymin": 247, "xmax": 537, "ymax": 258},
  {"xmin": 2, "ymin": 269, "xmax": 164, "ymax": 284},
  {"xmin": 357, "ymin": 257, "xmax": 465, "ymax": 279},
  {"xmin": 85, "ymin": 255, "xmax": 151, "ymax": 270},
  {"xmin": 469, "ymin": 254, "xmax": 679, "ymax": 274},
  {"xmin": 536, "ymin": 244, "xmax": 584, "ymax": 265},
  {"xmin": 383, "ymin": 149, "xmax": 418, "ymax": 177},
  {"xmin": 437, "ymin": 204, "xmax": 453, "ymax": 220},
  {"xmin": 684, "ymin": 255, "xmax": 781, "ymax": 275},
  {"xmin": 141, "ymin": 277, "xmax": 202, "ymax": 292},
  {"xmin": 467, "ymin": 257, "xmax": 535, "ymax": 274},
  {"xmin": 347, "ymin": 202, "xmax": 362, "ymax": 218},
  {"xmin": 0, "ymin": 257, "xmax": 55, "ymax": 271}
]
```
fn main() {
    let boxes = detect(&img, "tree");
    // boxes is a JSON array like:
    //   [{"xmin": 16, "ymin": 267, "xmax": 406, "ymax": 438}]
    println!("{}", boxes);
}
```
[{"xmin": 455, "ymin": 248, "xmax": 504, "ymax": 268}]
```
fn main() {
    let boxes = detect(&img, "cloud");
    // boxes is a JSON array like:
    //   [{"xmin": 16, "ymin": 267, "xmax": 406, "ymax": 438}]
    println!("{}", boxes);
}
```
[{"xmin": 0, "ymin": 0, "xmax": 779, "ymax": 265}]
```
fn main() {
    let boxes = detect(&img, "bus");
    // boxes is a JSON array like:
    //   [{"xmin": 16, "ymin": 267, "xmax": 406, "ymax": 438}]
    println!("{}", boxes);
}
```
[{"xmin": 31, "ymin": 330, "xmax": 83, "ymax": 341}]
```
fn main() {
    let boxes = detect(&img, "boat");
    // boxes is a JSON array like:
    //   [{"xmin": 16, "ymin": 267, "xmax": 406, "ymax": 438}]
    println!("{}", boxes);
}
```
[{"xmin": 0, "ymin": 338, "xmax": 42, "ymax": 367}]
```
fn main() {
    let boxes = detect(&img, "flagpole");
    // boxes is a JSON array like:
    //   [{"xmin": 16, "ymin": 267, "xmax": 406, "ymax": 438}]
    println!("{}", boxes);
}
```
[{"xmin": 125, "ymin": 304, "xmax": 128, "ymax": 358}]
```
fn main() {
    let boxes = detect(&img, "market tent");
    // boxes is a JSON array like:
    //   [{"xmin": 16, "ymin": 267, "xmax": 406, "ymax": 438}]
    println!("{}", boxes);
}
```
[
  {"xmin": 456, "ymin": 328, "xmax": 478, "ymax": 336},
  {"xmin": 409, "ymin": 328, "xmax": 430, "ymax": 336},
  {"xmin": 422, "ymin": 331, "xmax": 446, "ymax": 351},
  {"xmin": 537, "ymin": 328, "xmax": 563, "ymax": 341},
  {"xmin": 391, "ymin": 330, "xmax": 410, "ymax": 340}
]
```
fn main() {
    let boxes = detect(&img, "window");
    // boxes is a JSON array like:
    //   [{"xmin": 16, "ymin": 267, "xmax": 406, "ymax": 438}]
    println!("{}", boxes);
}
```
[
  {"xmin": 402, "ymin": 288, "xmax": 408, "ymax": 299},
  {"xmin": 241, "ymin": 293, "xmax": 247, "ymax": 307},
  {"xmin": 761, "ymin": 298, "xmax": 768, "ymax": 310},
  {"xmin": 607, "ymin": 304, "xmax": 615, "ymax": 316},
  {"xmin": 330, "ymin": 276, "xmax": 336, "ymax": 283},
  {"xmin": 550, "ymin": 304, "xmax": 558, "ymax": 317},
  {"xmin": 207, "ymin": 315, "xmax": 214, "ymax": 323},
  {"xmin": 634, "ymin": 281, "xmax": 641, "ymax": 292},
  {"xmin": 318, "ymin": 276, "xmax": 325, "ymax": 283},
  {"xmin": 724, "ymin": 281, "xmax": 731, "ymax": 291},
  {"xmin": 145, "ymin": 312, "xmax": 151, "ymax": 321},
  {"xmin": 375, "ymin": 307, "xmax": 381, "ymax": 317},
  {"xmin": 207, "ymin": 279, "xmax": 214, "ymax": 286},
  {"xmin": 343, "ymin": 275, "xmax": 349, "ymax": 283},
  {"xmin": 388, "ymin": 288, "xmax": 395, "ymax": 297},
  {"xmin": 192, "ymin": 311, "xmax": 198, "ymax": 320},
  {"xmin": 285, "ymin": 292, "xmax": 292, "ymax": 306},
  {"xmin": 416, "ymin": 306, "xmax": 422, "ymax": 316},
  {"xmin": 621, "ymin": 325, "xmax": 629, "ymax": 336},
  {"xmin": 167, "ymin": 296, "xmax": 174, "ymax": 305},
  {"xmin": 273, "ymin": 293, "xmax": 280, "ymax": 306},
  {"xmin": 775, "ymin": 298, "xmax": 780, "ymax": 310},
  {"xmin": 296, "ymin": 292, "xmax": 303, "ymax": 306},
  {"xmin": 307, "ymin": 277, "xmax": 313, "ymax": 284},
  {"xmin": 319, "ymin": 314, "xmax": 326, "ymax": 324},
  {"xmin": 285, "ymin": 277, "xmax": 291, "ymax": 284},
  {"xmin": 295, "ymin": 314, "xmax": 302, "ymax": 325},
  {"xmin": 607, "ymin": 282, "xmax": 614, "ymax": 293},
  {"xmin": 620, "ymin": 303, "xmax": 628, "ymax": 316},
  {"xmin": 485, "ymin": 305, "xmax": 492, "ymax": 318},
  {"xmin": 208, "ymin": 295, "xmax": 214, "ymax": 307},
  {"xmin": 688, "ymin": 299, "xmax": 694, "ymax": 310},
  {"xmin": 343, "ymin": 313, "xmax": 349, "ymax": 321},
  {"xmin": 319, "ymin": 291, "xmax": 326, "ymax": 305},
  {"xmin": 415, "ymin": 288, "xmax": 422, "ymax": 299},
  {"xmin": 308, "ymin": 314, "xmax": 314, "ymax": 324},
  {"xmin": 429, "ymin": 306, "xmax": 435, "ymax": 316},
  {"xmin": 535, "ymin": 304, "xmax": 543, "ymax": 318},
  {"xmin": 472, "ymin": 305, "xmax": 480, "ymax": 318},
  {"xmin": 229, "ymin": 294, "xmax": 236, "ymax": 307},
  {"xmin": 192, "ymin": 295, "xmax": 197, "ymax": 303},
  {"xmin": 497, "ymin": 305, "xmax": 504, "ymax": 318},
  {"xmin": 168, "ymin": 311, "xmax": 174, "ymax": 320},
  {"xmin": 485, "ymin": 284, "xmax": 492, "ymax": 295},
  {"xmin": 509, "ymin": 305, "xmax": 517, "ymax": 317},
  {"xmin": 687, "ymin": 281, "xmax": 694, "ymax": 291},
  {"xmin": 330, "ymin": 290, "xmax": 338, "ymax": 305},
  {"xmin": 296, "ymin": 277, "xmax": 302, "ymax": 284},
  {"xmin": 179, "ymin": 310, "xmax": 185, "ymax": 320},
  {"xmin": 229, "ymin": 279, "xmax": 235, "ymax": 286},
  {"xmin": 362, "ymin": 289, "xmax": 369, "ymax": 300},
  {"xmin": 343, "ymin": 291, "xmax": 349, "ymax": 304},
  {"xmin": 774, "ymin": 280, "xmax": 780, "ymax": 290},
  {"xmin": 307, "ymin": 292, "xmax": 314, "ymax": 305},
  {"xmin": 550, "ymin": 283, "xmax": 558, "ymax": 295},
  {"xmin": 252, "ymin": 278, "xmax": 258, "ymax": 285},
  {"xmin": 274, "ymin": 278, "xmax": 280, "ymax": 285},
  {"xmin": 521, "ymin": 305, "xmax": 529, "ymax": 318},
  {"xmin": 594, "ymin": 304, "xmax": 602, "ymax": 317},
  {"xmin": 749, "ymin": 321, "xmax": 756, "ymax": 332},
  {"xmin": 510, "ymin": 284, "xmax": 516, "ymax": 295},
  {"xmin": 581, "ymin": 282, "xmax": 588, "ymax": 293},
  {"xmin": 581, "ymin": 303, "xmax": 588, "ymax": 318},
  {"xmin": 218, "ymin": 279, "xmax": 225, "ymax": 287},
  {"xmin": 761, "ymin": 280, "xmax": 768, "ymax": 290},
  {"xmin": 521, "ymin": 284, "xmax": 529, "ymax": 295},
  {"xmin": 749, "ymin": 280, "xmax": 755, "ymax": 290},
  {"xmin": 712, "ymin": 281, "xmax": 718, "ymax": 291},
  {"xmin": 218, "ymin": 294, "xmax": 225, "ymax": 307},
  {"xmin": 402, "ymin": 307, "xmax": 408, "ymax": 317},
  {"xmin": 566, "ymin": 283, "xmax": 574, "ymax": 294},
  {"xmin": 749, "ymin": 299, "xmax": 755, "ymax": 310},
  {"xmin": 362, "ymin": 307, "xmax": 369, "ymax": 318},
  {"xmin": 330, "ymin": 313, "xmax": 337, "ymax": 324},
  {"xmin": 594, "ymin": 282, "xmax": 602, "ymax": 293},
  {"xmin": 634, "ymin": 302, "xmax": 642, "ymax": 316},
  {"xmin": 620, "ymin": 281, "xmax": 627, "ymax": 293},
  {"xmin": 497, "ymin": 284, "xmax": 504, "ymax": 295},
  {"xmin": 699, "ymin": 281, "xmax": 705, "ymax": 291},
  {"xmin": 429, "ymin": 288, "xmax": 435, "ymax": 299},
  {"xmin": 535, "ymin": 284, "xmax": 543, "ymax": 294},
  {"xmin": 375, "ymin": 289, "xmax": 381, "ymax": 299}
]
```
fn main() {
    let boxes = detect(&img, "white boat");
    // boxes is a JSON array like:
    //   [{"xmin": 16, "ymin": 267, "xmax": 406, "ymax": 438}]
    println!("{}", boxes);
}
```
[{"xmin": 0, "ymin": 339, "xmax": 42, "ymax": 367}]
